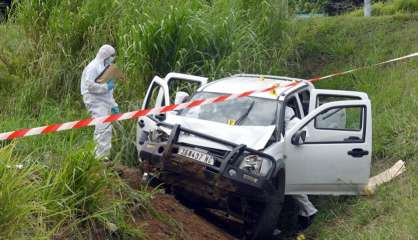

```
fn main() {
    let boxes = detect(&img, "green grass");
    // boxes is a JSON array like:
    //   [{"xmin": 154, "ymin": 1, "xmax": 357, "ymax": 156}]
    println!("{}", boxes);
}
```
[
  {"xmin": 0, "ymin": 143, "xmax": 149, "ymax": 239},
  {"xmin": 1, "ymin": 1, "xmax": 289, "ymax": 238},
  {"xmin": 284, "ymin": 16, "xmax": 418, "ymax": 239},
  {"xmin": 0, "ymin": 1, "xmax": 417, "ymax": 239},
  {"xmin": 348, "ymin": 0, "xmax": 418, "ymax": 16}
]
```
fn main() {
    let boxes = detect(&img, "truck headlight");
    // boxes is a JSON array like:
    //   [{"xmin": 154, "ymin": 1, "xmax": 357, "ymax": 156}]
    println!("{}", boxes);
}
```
[
  {"xmin": 149, "ymin": 128, "xmax": 169, "ymax": 142},
  {"xmin": 239, "ymin": 155, "xmax": 271, "ymax": 177},
  {"xmin": 138, "ymin": 130, "xmax": 149, "ymax": 145}
]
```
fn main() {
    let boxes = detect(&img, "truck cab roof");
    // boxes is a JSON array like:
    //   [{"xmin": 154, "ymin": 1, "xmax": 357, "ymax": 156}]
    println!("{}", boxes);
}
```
[{"xmin": 199, "ymin": 74, "xmax": 313, "ymax": 100}]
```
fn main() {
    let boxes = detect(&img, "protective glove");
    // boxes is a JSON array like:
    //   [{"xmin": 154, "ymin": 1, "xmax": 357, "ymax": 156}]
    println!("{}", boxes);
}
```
[
  {"xmin": 106, "ymin": 80, "xmax": 115, "ymax": 91},
  {"xmin": 111, "ymin": 106, "xmax": 120, "ymax": 114},
  {"xmin": 105, "ymin": 57, "xmax": 115, "ymax": 66}
]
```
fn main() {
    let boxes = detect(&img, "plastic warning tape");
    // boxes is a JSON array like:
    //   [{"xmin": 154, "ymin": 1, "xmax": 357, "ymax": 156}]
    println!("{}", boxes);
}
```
[
  {"xmin": 1, "ymin": 51, "xmax": 417, "ymax": 141},
  {"xmin": 307, "ymin": 52, "xmax": 418, "ymax": 82},
  {"xmin": 0, "ymin": 84, "xmax": 283, "ymax": 141}
]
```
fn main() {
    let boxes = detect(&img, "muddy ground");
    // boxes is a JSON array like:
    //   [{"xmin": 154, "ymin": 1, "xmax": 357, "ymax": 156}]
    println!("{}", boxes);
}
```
[
  {"xmin": 116, "ymin": 165, "xmax": 311, "ymax": 240},
  {"xmin": 140, "ymin": 193, "xmax": 237, "ymax": 240},
  {"xmin": 117, "ymin": 165, "xmax": 237, "ymax": 240}
]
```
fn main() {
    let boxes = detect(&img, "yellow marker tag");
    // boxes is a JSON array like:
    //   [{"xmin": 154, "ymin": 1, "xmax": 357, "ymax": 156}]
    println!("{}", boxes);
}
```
[
  {"xmin": 362, "ymin": 186, "xmax": 374, "ymax": 196},
  {"xmin": 269, "ymin": 83, "xmax": 280, "ymax": 96},
  {"xmin": 258, "ymin": 76, "xmax": 265, "ymax": 81},
  {"xmin": 227, "ymin": 119, "xmax": 236, "ymax": 126},
  {"xmin": 270, "ymin": 88, "xmax": 278, "ymax": 96},
  {"xmin": 296, "ymin": 233, "xmax": 306, "ymax": 240}
]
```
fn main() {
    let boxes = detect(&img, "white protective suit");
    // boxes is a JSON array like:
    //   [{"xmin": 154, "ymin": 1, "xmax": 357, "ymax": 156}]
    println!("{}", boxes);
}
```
[
  {"xmin": 285, "ymin": 107, "xmax": 318, "ymax": 218},
  {"xmin": 81, "ymin": 45, "xmax": 118, "ymax": 158}
]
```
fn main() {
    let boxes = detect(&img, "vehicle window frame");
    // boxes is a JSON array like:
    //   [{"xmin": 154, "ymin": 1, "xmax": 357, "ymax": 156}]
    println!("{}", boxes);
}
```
[
  {"xmin": 281, "ymin": 94, "xmax": 303, "ymax": 136},
  {"xmin": 285, "ymin": 96, "xmax": 302, "ymax": 119},
  {"xmin": 301, "ymin": 105, "xmax": 367, "ymax": 144},
  {"xmin": 278, "ymin": 86, "xmax": 310, "ymax": 139},
  {"xmin": 298, "ymin": 90, "xmax": 310, "ymax": 117},
  {"xmin": 167, "ymin": 78, "xmax": 202, "ymax": 104},
  {"xmin": 144, "ymin": 83, "xmax": 166, "ymax": 109},
  {"xmin": 314, "ymin": 106, "xmax": 364, "ymax": 132},
  {"xmin": 316, "ymin": 94, "xmax": 361, "ymax": 107}
]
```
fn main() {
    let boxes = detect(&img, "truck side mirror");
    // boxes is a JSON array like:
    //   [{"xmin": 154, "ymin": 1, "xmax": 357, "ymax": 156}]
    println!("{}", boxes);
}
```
[
  {"xmin": 291, "ymin": 130, "xmax": 306, "ymax": 145},
  {"xmin": 174, "ymin": 91, "xmax": 190, "ymax": 104}
]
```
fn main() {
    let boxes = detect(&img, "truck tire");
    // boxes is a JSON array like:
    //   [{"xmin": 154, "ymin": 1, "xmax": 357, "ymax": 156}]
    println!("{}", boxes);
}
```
[
  {"xmin": 277, "ymin": 196, "xmax": 300, "ymax": 234},
  {"xmin": 246, "ymin": 168, "xmax": 285, "ymax": 240}
]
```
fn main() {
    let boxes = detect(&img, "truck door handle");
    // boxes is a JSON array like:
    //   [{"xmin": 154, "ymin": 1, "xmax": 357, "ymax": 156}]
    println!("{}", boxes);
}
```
[
  {"xmin": 344, "ymin": 136, "xmax": 362, "ymax": 142},
  {"xmin": 348, "ymin": 148, "xmax": 369, "ymax": 158}
]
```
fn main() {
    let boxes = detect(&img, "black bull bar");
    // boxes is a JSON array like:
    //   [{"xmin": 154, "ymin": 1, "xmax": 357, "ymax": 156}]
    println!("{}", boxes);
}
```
[{"xmin": 140, "ymin": 122, "xmax": 284, "ymax": 199}]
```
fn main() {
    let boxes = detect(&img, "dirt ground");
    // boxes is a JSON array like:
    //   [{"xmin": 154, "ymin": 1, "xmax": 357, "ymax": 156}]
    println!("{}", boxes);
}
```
[
  {"xmin": 139, "ymin": 193, "xmax": 236, "ymax": 240},
  {"xmin": 117, "ymin": 165, "xmax": 236, "ymax": 240}
]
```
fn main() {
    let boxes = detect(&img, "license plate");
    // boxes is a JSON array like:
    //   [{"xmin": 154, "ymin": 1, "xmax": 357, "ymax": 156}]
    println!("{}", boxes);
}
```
[{"xmin": 177, "ymin": 147, "xmax": 215, "ymax": 165}]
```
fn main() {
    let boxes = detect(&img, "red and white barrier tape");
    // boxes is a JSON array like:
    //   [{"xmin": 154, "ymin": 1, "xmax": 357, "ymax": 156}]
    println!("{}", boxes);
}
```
[
  {"xmin": 0, "ymin": 84, "xmax": 283, "ymax": 141},
  {"xmin": 307, "ymin": 52, "xmax": 418, "ymax": 82},
  {"xmin": 1, "ymin": 51, "xmax": 417, "ymax": 141}
]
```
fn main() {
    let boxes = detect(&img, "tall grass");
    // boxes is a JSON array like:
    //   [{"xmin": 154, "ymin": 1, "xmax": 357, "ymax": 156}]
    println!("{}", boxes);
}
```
[
  {"xmin": 9, "ymin": 0, "xmax": 288, "ymax": 101},
  {"xmin": 2, "ymin": 0, "xmax": 287, "ymax": 157},
  {"xmin": 0, "ymin": 144, "xmax": 44, "ymax": 239},
  {"xmin": 2, "ymin": 0, "xmax": 290, "ymax": 166},
  {"xmin": 283, "ymin": 16, "xmax": 418, "ymax": 239},
  {"xmin": 0, "ymin": 0, "xmax": 417, "ymax": 239},
  {"xmin": 1, "ymin": 1, "xmax": 290, "ymax": 238},
  {"xmin": 0, "ymin": 142, "xmax": 149, "ymax": 239},
  {"xmin": 348, "ymin": 0, "xmax": 418, "ymax": 16}
]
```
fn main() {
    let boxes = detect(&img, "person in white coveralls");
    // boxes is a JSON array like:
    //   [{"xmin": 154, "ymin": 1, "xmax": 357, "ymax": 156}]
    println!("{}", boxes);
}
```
[{"xmin": 80, "ymin": 44, "xmax": 119, "ymax": 160}]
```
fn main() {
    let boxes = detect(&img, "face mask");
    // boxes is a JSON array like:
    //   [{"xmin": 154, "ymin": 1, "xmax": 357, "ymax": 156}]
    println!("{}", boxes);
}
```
[{"xmin": 105, "ymin": 56, "xmax": 115, "ymax": 65}]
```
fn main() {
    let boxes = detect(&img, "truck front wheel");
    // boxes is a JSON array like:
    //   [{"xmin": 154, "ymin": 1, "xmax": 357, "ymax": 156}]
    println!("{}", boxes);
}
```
[{"xmin": 246, "ymin": 168, "xmax": 285, "ymax": 240}]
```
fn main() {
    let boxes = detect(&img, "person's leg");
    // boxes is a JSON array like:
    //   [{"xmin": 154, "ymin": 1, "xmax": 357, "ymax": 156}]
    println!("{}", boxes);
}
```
[
  {"xmin": 94, "ymin": 122, "xmax": 112, "ymax": 159},
  {"xmin": 292, "ymin": 194, "xmax": 318, "ymax": 230},
  {"xmin": 293, "ymin": 194, "xmax": 318, "ymax": 217},
  {"xmin": 84, "ymin": 95, "xmax": 112, "ymax": 159}
]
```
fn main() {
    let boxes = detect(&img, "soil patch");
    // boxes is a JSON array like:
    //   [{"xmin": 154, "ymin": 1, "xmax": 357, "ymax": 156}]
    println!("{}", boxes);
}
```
[
  {"xmin": 118, "ymin": 166, "xmax": 236, "ymax": 240},
  {"xmin": 139, "ymin": 193, "xmax": 236, "ymax": 240},
  {"xmin": 115, "ymin": 164, "xmax": 143, "ymax": 189}
]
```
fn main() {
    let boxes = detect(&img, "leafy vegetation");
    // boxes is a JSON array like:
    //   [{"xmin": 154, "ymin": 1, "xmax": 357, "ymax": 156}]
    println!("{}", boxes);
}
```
[
  {"xmin": 0, "ymin": 143, "xmax": 149, "ymax": 239},
  {"xmin": 289, "ymin": 0, "xmax": 418, "ymax": 16},
  {"xmin": 287, "ymin": 17, "xmax": 418, "ymax": 239},
  {"xmin": 349, "ymin": 0, "xmax": 418, "ymax": 16},
  {"xmin": 0, "ymin": 0, "xmax": 417, "ymax": 239},
  {"xmin": 289, "ymin": 0, "xmax": 366, "ymax": 15}
]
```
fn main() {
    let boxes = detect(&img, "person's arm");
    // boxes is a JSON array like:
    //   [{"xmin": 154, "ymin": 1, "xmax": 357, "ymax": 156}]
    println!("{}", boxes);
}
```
[
  {"xmin": 85, "ymin": 68, "xmax": 109, "ymax": 94},
  {"xmin": 109, "ymin": 92, "xmax": 120, "ymax": 114},
  {"xmin": 109, "ymin": 92, "xmax": 118, "ymax": 108}
]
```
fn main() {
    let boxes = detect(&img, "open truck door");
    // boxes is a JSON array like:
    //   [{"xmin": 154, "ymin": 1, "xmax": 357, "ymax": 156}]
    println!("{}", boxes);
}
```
[
  {"xmin": 137, "ymin": 73, "xmax": 208, "ymax": 155},
  {"xmin": 142, "ymin": 76, "xmax": 170, "ymax": 110},
  {"xmin": 141, "ymin": 73, "xmax": 208, "ymax": 109},
  {"xmin": 284, "ymin": 89, "xmax": 372, "ymax": 195}
]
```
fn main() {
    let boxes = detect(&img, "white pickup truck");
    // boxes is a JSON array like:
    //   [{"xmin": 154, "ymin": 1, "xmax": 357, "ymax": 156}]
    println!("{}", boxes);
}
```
[{"xmin": 136, "ymin": 73, "xmax": 372, "ymax": 239}]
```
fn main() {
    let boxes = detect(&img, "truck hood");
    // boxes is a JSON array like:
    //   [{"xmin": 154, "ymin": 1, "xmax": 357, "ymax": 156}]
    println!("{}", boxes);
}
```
[{"xmin": 162, "ymin": 115, "xmax": 275, "ymax": 151}]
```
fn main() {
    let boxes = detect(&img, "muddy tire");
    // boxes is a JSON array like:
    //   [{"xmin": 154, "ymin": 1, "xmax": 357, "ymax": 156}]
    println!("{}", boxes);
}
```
[
  {"xmin": 246, "ymin": 168, "xmax": 285, "ymax": 240},
  {"xmin": 277, "ymin": 196, "xmax": 299, "ymax": 234}
]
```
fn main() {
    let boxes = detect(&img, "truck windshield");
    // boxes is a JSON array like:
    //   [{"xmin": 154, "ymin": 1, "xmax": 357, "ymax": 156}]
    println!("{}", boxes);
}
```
[{"xmin": 179, "ymin": 92, "xmax": 279, "ymax": 126}]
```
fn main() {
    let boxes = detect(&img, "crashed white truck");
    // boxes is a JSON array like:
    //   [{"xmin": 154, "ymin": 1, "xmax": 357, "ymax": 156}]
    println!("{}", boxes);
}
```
[{"xmin": 136, "ymin": 73, "xmax": 372, "ymax": 239}]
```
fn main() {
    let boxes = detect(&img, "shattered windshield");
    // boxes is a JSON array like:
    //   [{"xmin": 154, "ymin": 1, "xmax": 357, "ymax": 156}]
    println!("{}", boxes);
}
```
[{"xmin": 179, "ymin": 92, "xmax": 279, "ymax": 126}]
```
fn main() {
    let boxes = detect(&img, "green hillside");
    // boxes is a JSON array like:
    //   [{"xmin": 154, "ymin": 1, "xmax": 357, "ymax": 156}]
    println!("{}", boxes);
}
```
[
  {"xmin": 0, "ymin": 0, "xmax": 417, "ymax": 239},
  {"xmin": 284, "ymin": 16, "xmax": 418, "ymax": 239},
  {"xmin": 349, "ymin": 0, "xmax": 418, "ymax": 16}
]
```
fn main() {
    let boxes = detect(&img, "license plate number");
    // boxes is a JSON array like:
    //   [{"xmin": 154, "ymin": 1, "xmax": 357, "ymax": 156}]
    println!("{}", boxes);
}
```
[{"xmin": 178, "ymin": 147, "xmax": 214, "ymax": 165}]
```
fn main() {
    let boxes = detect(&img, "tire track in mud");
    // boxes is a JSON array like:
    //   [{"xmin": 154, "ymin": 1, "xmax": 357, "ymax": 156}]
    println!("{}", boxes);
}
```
[
  {"xmin": 141, "ymin": 193, "xmax": 237, "ymax": 240},
  {"xmin": 117, "ymin": 165, "xmax": 237, "ymax": 240}
]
